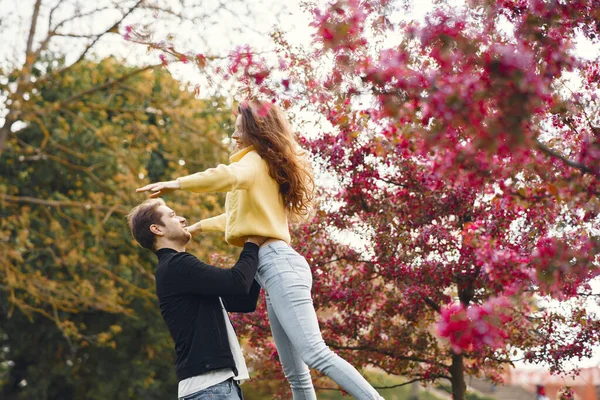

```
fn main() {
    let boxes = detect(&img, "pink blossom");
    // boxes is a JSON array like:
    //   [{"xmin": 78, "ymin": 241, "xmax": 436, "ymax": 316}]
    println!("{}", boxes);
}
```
[
  {"xmin": 159, "ymin": 54, "xmax": 168, "ymax": 66},
  {"xmin": 437, "ymin": 298, "xmax": 512, "ymax": 353}
]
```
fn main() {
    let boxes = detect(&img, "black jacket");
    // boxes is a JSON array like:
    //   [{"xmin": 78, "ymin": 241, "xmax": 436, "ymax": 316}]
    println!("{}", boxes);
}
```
[{"xmin": 155, "ymin": 242, "xmax": 261, "ymax": 382}]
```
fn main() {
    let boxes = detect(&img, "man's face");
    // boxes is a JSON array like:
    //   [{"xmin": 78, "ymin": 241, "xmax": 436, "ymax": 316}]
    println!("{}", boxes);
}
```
[{"xmin": 154, "ymin": 204, "xmax": 191, "ymax": 244}]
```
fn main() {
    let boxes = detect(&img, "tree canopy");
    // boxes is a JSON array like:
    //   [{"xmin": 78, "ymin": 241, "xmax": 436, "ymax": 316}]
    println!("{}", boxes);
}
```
[
  {"xmin": 0, "ymin": 55, "xmax": 235, "ymax": 399},
  {"xmin": 139, "ymin": 1, "xmax": 600, "ymax": 398}
]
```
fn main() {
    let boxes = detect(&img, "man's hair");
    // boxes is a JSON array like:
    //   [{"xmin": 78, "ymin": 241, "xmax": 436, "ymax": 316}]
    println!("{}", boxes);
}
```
[{"xmin": 127, "ymin": 198, "xmax": 165, "ymax": 251}]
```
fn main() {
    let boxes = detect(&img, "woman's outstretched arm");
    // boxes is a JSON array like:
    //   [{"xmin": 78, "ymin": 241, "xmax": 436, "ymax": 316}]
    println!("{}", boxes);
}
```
[
  {"xmin": 136, "ymin": 153, "xmax": 259, "ymax": 197},
  {"xmin": 186, "ymin": 213, "xmax": 226, "ymax": 235},
  {"xmin": 177, "ymin": 154, "xmax": 258, "ymax": 193},
  {"xmin": 136, "ymin": 179, "xmax": 181, "ymax": 198}
]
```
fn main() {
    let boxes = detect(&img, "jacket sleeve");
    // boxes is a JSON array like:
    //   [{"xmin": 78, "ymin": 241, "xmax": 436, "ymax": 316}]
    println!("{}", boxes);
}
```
[
  {"xmin": 176, "ymin": 154, "xmax": 258, "ymax": 193},
  {"xmin": 221, "ymin": 280, "xmax": 262, "ymax": 313},
  {"xmin": 200, "ymin": 213, "xmax": 226, "ymax": 232},
  {"xmin": 166, "ymin": 243, "xmax": 259, "ymax": 296}
]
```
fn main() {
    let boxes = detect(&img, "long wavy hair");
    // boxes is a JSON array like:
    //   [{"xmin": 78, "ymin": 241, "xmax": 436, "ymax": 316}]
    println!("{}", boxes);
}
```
[{"xmin": 238, "ymin": 100, "xmax": 314, "ymax": 219}]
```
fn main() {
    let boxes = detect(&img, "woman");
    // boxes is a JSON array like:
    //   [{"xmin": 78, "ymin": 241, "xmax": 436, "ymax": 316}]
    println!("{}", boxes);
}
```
[{"xmin": 137, "ymin": 100, "xmax": 383, "ymax": 400}]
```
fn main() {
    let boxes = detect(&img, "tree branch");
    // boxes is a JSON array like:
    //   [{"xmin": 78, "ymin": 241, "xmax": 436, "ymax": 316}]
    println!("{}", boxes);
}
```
[
  {"xmin": 377, "ymin": 177, "xmax": 408, "ymax": 188},
  {"xmin": 47, "ymin": 1, "xmax": 62, "ymax": 30},
  {"xmin": 326, "ymin": 343, "xmax": 448, "ymax": 367},
  {"xmin": 33, "ymin": 5, "xmax": 115, "ymax": 60},
  {"xmin": 52, "ymin": 6, "xmax": 114, "ymax": 31},
  {"xmin": 536, "ymin": 140, "xmax": 598, "ymax": 177},
  {"xmin": 314, "ymin": 377, "xmax": 441, "ymax": 391},
  {"xmin": 52, "ymin": 32, "xmax": 100, "ymax": 39},
  {"xmin": 0, "ymin": 116, "xmax": 16, "ymax": 156},
  {"xmin": 25, "ymin": 0, "xmax": 43, "ymax": 61},
  {"xmin": 31, "ymin": 1, "xmax": 64, "ymax": 61},
  {"xmin": 376, "ymin": 376, "xmax": 450, "ymax": 389},
  {"xmin": 72, "ymin": 0, "xmax": 144, "ymax": 66},
  {"xmin": 423, "ymin": 296, "xmax": 441, "ymax": 313},
  {"xmin": 317, "ymin": 257, "xmax": 375, "ymax": 267},
  {"xmin": 56, "ymin": 64, "xmax": 159, "ymax": 108},
  {"xmin": 33, "ymin": 2, "xmax": 142, "ymax": 86},
  {"xmin": 1, "ymin": 0, "xmax": 44, "ymax": 155},
  {"xmin": 509, "ymin": 190, "xmax": 552, "ymax": 202},
  {"xmin": 557, "ymin": 80, "xmax": 600, "ymax": 140}
]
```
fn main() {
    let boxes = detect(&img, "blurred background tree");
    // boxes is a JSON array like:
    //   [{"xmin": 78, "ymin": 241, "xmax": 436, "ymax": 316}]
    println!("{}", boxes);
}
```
[{"xmin": 0, "ymin": 54, "xmax": 234, "ymax": 398}]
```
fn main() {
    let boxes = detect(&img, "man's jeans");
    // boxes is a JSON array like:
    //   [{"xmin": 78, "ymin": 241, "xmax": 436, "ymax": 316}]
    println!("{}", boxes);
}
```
[
  {"xmin": 179, "ymin": 379, "xmax": 242, "ymax": 400},
  {"xmin": 257, "ymin": 241, "xmax": 383, "ymax": 400}
]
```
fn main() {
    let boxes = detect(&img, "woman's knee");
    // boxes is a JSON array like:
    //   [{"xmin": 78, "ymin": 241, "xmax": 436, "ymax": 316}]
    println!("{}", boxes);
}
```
[
  {"xmin": 300, "ymin": 344, "xmax": 338, "ymax": 371},
  {"xmin": 285, "ymin": 370, "xmax": 313, "ymax": 386}
]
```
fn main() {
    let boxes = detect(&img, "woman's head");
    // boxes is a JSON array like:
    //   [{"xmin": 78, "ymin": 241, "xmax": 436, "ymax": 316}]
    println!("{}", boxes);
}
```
[{"xmin": 235, "ymin": 99, "xmax": 314, "ymax": 219}]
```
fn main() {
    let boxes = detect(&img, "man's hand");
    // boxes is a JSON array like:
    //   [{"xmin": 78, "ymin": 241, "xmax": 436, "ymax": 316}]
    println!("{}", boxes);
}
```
[
  {"xmin": 246, "ymin": 235, "xmax": 267, "ymax": 246},
  {"xmin": 136, "ymin": 180, "xmax": 181, "ymax": 198},
  {"xmin": 185, "ymin": 222, "xmax": 202, "ymax": 237}
]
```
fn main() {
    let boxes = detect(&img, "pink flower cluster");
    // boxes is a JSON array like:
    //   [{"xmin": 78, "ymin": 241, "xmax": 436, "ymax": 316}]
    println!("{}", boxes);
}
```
[
  {"xmin": 437, "ymin": 297, "xmax": 513, "ymax": 353},
  {"xmin": 228, "ymin": 45, "xmax": 271, "ymax": 86},
  {"xmin": 558, "ymin": 386, "xmax": 575, "ymax": 400},
  {"xmin": 309, "ymin": 0, "xmax": 370, "ymax": 52},
  {"xmin": 532, "ymin": 235, "xmax": 600, "ymax": 300}
]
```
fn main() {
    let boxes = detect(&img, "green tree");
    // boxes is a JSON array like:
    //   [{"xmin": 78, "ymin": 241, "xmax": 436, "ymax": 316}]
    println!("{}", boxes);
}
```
[{"xmin": 0, "ymin": 56, "xmax": 235, "ymax": 399}]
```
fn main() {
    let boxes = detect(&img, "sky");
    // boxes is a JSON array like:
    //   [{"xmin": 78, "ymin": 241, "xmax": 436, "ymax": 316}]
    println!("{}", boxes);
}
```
[{"xmin": 1, "ymin": 0, "xmax": 599, "ymax": 374}]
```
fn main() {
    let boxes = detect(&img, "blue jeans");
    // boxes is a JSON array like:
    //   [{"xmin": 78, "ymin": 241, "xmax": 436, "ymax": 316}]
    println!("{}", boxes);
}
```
[
  {"xmin": 179, "ymin": 378, "xmax": 243, "ymax": 400},
  {"xmin": 257, "ymin": 241, "xmax": 382, "ymax": 400}
]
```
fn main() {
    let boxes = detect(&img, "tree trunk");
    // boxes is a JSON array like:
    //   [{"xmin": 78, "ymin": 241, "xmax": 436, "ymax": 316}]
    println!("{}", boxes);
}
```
[
  {"xmin": 408, "ymin": 381, "xmax": 420, "ymax": 400},
  {"xmin": 0, "ymin": 117, "xmax": 14, "ymax": 155},
  {"xmin": 450, "ymin": 351, "xmax": 466, "ymax": 400}
]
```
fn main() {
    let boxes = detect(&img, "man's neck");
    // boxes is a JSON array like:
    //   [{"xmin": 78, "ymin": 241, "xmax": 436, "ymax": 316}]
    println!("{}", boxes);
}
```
[{"xmin": 156, "ymin": 240, "xmax": 186, "ymax": 253}]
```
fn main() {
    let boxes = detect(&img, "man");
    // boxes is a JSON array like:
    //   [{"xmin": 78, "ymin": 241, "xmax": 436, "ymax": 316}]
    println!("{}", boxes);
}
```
[{"xmin": 127, "ymin": 198, "xmax": 264, "ymax": 400}]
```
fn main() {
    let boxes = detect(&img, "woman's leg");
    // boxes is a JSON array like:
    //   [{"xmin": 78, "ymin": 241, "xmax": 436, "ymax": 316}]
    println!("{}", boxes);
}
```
[
  {"xmin": 259, "ymin": 246, "xmax": 383, "ymax": 400},
  {"xmin": 264, "ymin": 290, "xmax": 316, "ymax": 399}
]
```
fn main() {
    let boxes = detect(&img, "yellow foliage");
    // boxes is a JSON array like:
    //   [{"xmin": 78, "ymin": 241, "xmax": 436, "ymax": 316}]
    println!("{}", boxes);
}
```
[
  {"xmin": 97, "ymin": 332, "xmax": 111, "ymax": 344},
  {"xmin": 16, "ymin": 229, "xmax": 29, "ymax": 246},
  {"xmin": 1, "ymin": 57, "xmax": 233, "ymax": 348}
]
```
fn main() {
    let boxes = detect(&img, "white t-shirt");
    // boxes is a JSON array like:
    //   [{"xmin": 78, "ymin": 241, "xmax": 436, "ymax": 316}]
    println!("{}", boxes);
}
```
[{"xmin": 178, "ymin": 299, "xmax": 250, "ymax": 398}]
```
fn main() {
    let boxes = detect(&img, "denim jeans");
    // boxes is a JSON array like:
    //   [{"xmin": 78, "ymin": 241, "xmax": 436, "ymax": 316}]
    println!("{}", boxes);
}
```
[
  {"xmin": 179, "ymin": 378, "xmax": 242, "ymax": 400},
  {"xmin": 257, "ymin": 241, "xmax": 382, "ymax": 400}
]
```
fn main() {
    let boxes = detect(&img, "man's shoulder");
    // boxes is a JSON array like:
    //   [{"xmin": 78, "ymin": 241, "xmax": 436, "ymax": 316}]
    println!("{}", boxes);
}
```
[
  {"xmin": 159, "ymin": 251, "xmax": 207, "ymax": 270},
  {"xmin": 155, "ymin": 252, "xmax": 206, "ymax": 290}
]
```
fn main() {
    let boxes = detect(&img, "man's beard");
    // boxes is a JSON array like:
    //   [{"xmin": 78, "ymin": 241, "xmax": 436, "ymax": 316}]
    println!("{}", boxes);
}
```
[
  {"xmin": 171, "ymin": 230, "xmax": 191, "ymax": 245},
  {"xmin": 181, "ymin": 230, "xmax": 192, "ymax": 244}
]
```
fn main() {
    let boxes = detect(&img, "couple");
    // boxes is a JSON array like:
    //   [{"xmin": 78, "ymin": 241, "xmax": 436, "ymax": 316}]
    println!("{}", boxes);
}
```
[{"xmin": 128, "ymin": 100, "xmax": 383, "ymax": 400}]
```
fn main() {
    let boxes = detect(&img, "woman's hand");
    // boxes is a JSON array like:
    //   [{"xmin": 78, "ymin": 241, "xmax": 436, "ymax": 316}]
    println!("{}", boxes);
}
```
[
  {"xmin": 185, "ymin": 222, "xmax": 203, "ymax": 237},
  {"xmin": 136, "ymin": 180, "xmax": 181, "ymax": 198}
]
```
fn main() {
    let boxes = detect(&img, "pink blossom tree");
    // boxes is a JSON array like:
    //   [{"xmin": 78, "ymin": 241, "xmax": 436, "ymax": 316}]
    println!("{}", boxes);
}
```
[{"xmin": 137, "ymin": 0, "xmax": 600, "ymax": 398}]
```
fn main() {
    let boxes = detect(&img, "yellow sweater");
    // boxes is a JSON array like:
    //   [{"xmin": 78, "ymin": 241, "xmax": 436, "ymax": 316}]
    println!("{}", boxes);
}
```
[{"xmin": 177, "ymin": 146, "xmax": 290, "ymax": 247}]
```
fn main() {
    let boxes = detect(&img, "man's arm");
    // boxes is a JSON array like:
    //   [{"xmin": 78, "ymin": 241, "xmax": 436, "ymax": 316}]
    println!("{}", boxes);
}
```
[
  {"xmin": 166, "ymin": 243, "xmax": 259, "ymax": 297},
  {"xmin": 221, "ymin": 280, "xmax": 261, "ymax": 313}
]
